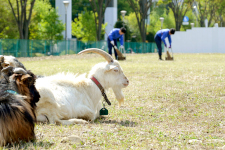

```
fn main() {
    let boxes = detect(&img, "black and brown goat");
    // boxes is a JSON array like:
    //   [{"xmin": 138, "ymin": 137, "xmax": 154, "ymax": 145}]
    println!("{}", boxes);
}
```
[{"xmin": 0, "ymin": 66, "xmax": 40, "ymax": 146}]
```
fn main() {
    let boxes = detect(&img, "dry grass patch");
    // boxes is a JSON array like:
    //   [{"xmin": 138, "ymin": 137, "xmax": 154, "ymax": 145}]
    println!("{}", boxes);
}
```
[{"xmin": 2, "ymin": 53, "xmax": 225, "ymax": 149}]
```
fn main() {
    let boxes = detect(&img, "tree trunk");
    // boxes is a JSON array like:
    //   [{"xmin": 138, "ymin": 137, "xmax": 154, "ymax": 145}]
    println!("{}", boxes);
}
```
[
  {"xmin": 140, "ymin": 19, "xmax": 146, "ymax": 42},
  {"xmin": 90, "ymin": 0, "xmax": 112, "ymax": 41},
  {"xmin": 169, "ymin": 1, "xmax": 192, "ymax": 31},
  {"xmin": 127, "ymin": 0, "xmax": 152, "ymax": 43},
  {"xmin": 97, "ymin": 16, "xmax": 103, "ymax": 41},
  {"xmin": 8, "ymin": 0, "xmax": 36, "ymax": 40}
]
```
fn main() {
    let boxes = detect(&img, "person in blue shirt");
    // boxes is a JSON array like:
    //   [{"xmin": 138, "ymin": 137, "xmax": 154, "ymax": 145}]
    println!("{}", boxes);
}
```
[
  {"xmin": 154, "ymin": 28, "xmax": 175, "ymax": 60},
  {"xmin": 107, "ymin": 27, "xmax": 126, "ymax": 60}
]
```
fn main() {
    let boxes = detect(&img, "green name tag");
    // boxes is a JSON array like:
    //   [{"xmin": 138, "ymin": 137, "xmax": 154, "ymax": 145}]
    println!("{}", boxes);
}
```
[{"xmin": 100, "ymin": 108, "xmax": 108, "ymax": 115}]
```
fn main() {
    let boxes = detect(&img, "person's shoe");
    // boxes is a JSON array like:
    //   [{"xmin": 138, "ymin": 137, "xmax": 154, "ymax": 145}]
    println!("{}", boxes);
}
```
[{"xmin": 159, "ymin": 58, "xmax": 164, "ymax": 61}]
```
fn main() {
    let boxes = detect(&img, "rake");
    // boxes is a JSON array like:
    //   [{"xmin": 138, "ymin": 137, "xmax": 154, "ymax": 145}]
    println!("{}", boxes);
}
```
[{"xmin": 165, "ymin": 47, "xmax": 174, "ymax": 61}]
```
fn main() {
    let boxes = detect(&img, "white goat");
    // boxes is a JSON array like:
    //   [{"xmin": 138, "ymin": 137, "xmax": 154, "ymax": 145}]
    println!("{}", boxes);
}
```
[{"xmin": 35, "ymin": 48, "xmax": 129, "ymax": 125}]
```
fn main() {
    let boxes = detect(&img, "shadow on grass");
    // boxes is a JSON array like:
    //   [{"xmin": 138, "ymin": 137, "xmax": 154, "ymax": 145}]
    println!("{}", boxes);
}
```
[
  {"xmin": 94, "ymin": 117, "xmax": 138, "ymax": 127},
  {"xmin": 2, "ymin": 141, "xmax": 54, "ymax": 149}
]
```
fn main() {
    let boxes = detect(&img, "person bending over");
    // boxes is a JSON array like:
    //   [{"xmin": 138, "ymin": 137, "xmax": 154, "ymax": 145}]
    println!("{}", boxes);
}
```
[
  {"xmin": 107, "ymin": 27, "xmax": 126, "ymax": 60},
  {"xmin": 154, "ymin": 28, "xmax": 175, "ymax": 60}
]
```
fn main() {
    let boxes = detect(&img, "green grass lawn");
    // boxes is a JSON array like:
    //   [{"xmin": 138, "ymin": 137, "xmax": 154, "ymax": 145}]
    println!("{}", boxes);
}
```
[{"xmin": 3, "ymin": 53, "xmax": 225, "ymax": 149}]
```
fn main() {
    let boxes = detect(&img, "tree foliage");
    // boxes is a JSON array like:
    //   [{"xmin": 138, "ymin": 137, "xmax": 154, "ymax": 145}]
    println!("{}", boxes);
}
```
[
  {"xmin": 72, "ymin": 0, "xmax": 91, "ymax": 20},
  {"xmin": 89, "ymin": 0, "xmax": 112, "ymax": 41},
  {"xmin": 72, "ymin": 10, "xmax": 107, "ymax": 42},
  {"xmin": 147, "ymin": 5, "xmax": 175, "ymax": 41},
  {"xmin": 124, "ymin": 12, "xmax": 141, "ymax": 42},
  {"xmin": 0, "ymin": 0, "xmax": 19, "ymax": 39},
  {"xmin": 158, "ymin": 0, "xmax": 193, "ymax": 31},
  {"xmin": 194, "ymin": 0, "xmax": 216, "ymax": 27},
  {"xmin": 117, "ymin": 0, "xmax": 133, "ymax": 19},
  {"xmin": 29, "ymin": 0, "xmax": 64, "ymax": 40},
  {"xmin": 127, "ymin": 0, "xmax": 153, "ymax": 42},
  {"xmin": 215, "ymin": 0, "xmax": 225, "ymax": 26},
  {"xmin": 194, "ymin": 0, "xmax": 225, "ymax": 27}
]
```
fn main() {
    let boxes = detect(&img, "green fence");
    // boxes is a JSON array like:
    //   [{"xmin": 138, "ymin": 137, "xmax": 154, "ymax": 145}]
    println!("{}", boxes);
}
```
[{"xmin": 0, "ymin": 39, "xmax": 161, "ymax": 57}]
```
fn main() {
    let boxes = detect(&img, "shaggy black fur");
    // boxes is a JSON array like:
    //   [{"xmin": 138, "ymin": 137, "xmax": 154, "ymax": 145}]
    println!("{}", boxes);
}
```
[{"xmin": 0, "ymin": 67, "xmax": 40, "ymax": 146}]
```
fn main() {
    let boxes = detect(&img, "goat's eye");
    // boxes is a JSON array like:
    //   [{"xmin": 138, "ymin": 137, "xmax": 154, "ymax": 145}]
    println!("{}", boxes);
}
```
[
  {"xmin": 114, "ymin": 69, "xmax": 118, "ymax": 72},
  {"xmin": 4, "ymin": 64, "xmax": 9, "ymax": 67}
]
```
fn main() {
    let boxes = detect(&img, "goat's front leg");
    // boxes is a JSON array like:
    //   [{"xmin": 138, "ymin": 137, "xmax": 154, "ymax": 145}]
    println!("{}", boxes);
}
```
[{"xmin": 56, "ymin": 119, "xmax": 88, "ymax": 125}]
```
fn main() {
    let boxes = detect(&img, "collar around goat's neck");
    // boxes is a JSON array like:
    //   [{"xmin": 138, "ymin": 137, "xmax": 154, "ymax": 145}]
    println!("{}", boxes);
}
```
[
  {"xmin": 7, "ymin": 90, "xmax": 18, "ymax": 95},
  {"xmin": 90, "ymin": 76, "xmax": 111, "ymax": 106}
]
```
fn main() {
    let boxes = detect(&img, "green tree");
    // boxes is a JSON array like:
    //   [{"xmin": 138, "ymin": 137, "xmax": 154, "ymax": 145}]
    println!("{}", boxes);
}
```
[
  {"xmin": 117, "ymin": 0, "xmax": 133, "ymax": 19},
  {"xmin": 8, "ymin": 0, "xmax": 36, "ymax": 39},
  {"xmin": 194, "ymin": 0, "xmax": 225, "ymax": 27},
  {"xmin": 89, "ymin": 0, "xmax": 112, "ymax": 41},
  {"xmin": 124, "ymin": 12, "xmax": 141, "ymax": 42},
  {"xmin": 0, "ymin": 0, "xmax": 19, "ymax": 39},
  {"xmin": 29, "ymin": 0, "xmax": 64, "ymax": 40},
  {"xmin": 194, "ymin": 0, "xmax": 216, "ymax": 27},
  {"xmin": 72, "ymin": 10, "xmax": 107, "ymax": 42},
  {"xmin": 72, "ymin": 0, "xmax": 91, "ymax": 20},
  {"xmin": 158, "ymin": 0, "xmax": 193, "ymax": 31},
  {"xmin": 148, "ymin": 5, "xmax": 175, "ymax": 33},
  {"xmin": 127, "ymin": 0, "xmax": 153, "ymax": 42},
  {"xmin": 147, "ymin": 5, "xmax": 175, "ymax": 42},
  {"xmin": 215, "ymin": 0, "xmax": 225, "ymax": 27}
]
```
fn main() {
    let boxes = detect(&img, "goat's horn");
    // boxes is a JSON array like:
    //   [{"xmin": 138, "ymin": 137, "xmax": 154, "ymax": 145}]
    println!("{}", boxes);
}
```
[
  {"xmin": 78, "ymin": 48, "xmax": 114, "ymax": 63},
  {"xmin": 13, "ymin": 68, "xmax": 27, "ymax": 75}
]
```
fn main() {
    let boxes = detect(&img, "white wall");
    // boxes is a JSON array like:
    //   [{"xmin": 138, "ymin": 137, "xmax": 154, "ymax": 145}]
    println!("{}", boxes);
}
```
[
  {"xmin": 170, "ymin": 27, "xmax": 225, "ymax": 53},
  {"xmin": 104, "ymin": 0, "xmax": 117, "ymax": 40},
  {"xmin": 56, "ymin": 0, "xmax": 72, "ymax": 39}
]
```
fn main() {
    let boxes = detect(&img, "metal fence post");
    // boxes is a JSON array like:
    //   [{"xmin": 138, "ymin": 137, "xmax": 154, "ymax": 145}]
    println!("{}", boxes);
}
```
[
  {"xmin": 44, "ymin": 40, "xmax": 46, "ymax": 55},
  {"xmin": 16, "ymin": 39, "xmax": 19, "ymax": 57},
  {"xmin": 0, "ymin": 39, "xmax": 2, "ymax": 55},
  {"xmin": 66, "ymin": 40, "xmax": 67, "ymax": 55},
  {"xmin": 31, "ymin": 40, "xmax": 33, "ymax": 57},
  {"xmin": 78, "ymin": 41, "xmax": 80, "ymax": 53}
]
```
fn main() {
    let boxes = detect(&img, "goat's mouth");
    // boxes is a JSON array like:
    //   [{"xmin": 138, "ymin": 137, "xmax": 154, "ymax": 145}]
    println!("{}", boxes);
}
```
[{"xmin": 123, "ymin": 83, "xmax": 129, "ymax": 87}]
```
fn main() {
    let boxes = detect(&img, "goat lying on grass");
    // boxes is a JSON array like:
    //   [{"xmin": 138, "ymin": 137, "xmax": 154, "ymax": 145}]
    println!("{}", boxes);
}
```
[
  {"xmin": 35, "ymin": 48, "xmax": 129, "ymax": 125},
  {"xmin": 0, "ymin": 66, "xmax": 40, "ymax": 146},
  {"xmin": 0, "ymin": 50, "xmax": 129, "ymax": 125}
]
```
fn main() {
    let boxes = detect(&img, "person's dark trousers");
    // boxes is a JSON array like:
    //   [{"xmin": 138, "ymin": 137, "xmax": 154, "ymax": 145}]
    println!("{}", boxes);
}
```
[
  {"xmin": 154, "ymin": 35, "xmax": 162, "ymax": 59},
  {"xmin": 107, "ymin": 38, "xmax": 118, "ymax": 59}
]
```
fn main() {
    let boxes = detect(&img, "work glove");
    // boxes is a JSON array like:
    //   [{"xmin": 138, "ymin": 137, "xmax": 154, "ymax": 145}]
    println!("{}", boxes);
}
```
[
  {"xmin": 110, "ymin": 41, "xmax": 115, "ymax": 46},
  {"xmin": 169, "ymin": 45, "xmax": 171, "ymax": 48},
  {"xmin": 120, "ymin": 45, "xmax": 124, "ymax": 49}
]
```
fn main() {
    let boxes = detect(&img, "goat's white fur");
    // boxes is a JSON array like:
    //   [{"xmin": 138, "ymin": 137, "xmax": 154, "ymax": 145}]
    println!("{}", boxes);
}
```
[
  {"xmin": 0, "ymin": 52, "xmax": 129, "ymax": 125},
  {"xmin": 35, "ymin": 60, "xmax": 129, "ymax": 125}
]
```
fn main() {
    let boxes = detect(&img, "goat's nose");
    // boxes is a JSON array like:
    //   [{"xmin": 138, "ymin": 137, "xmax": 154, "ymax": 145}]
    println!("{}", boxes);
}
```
[{"xmin": 127, "ymin": 79, "xmax": 129, "ymax": 84}]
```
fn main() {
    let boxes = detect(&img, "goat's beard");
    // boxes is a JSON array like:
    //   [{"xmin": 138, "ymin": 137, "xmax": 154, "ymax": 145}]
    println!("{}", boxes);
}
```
[{"xmin": 112, "ymin": 87, "xmax": 125, "ymax": 107}]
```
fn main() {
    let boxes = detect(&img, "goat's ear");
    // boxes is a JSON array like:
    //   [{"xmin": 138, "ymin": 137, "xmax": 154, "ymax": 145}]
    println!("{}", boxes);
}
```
[
  {"xmin": 21, "ymin": 74, "xmax": 31, "ymax": 82},
  {"xmin": 109, "ymin": 65, "xmax": 119, "ymax": 72}
]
